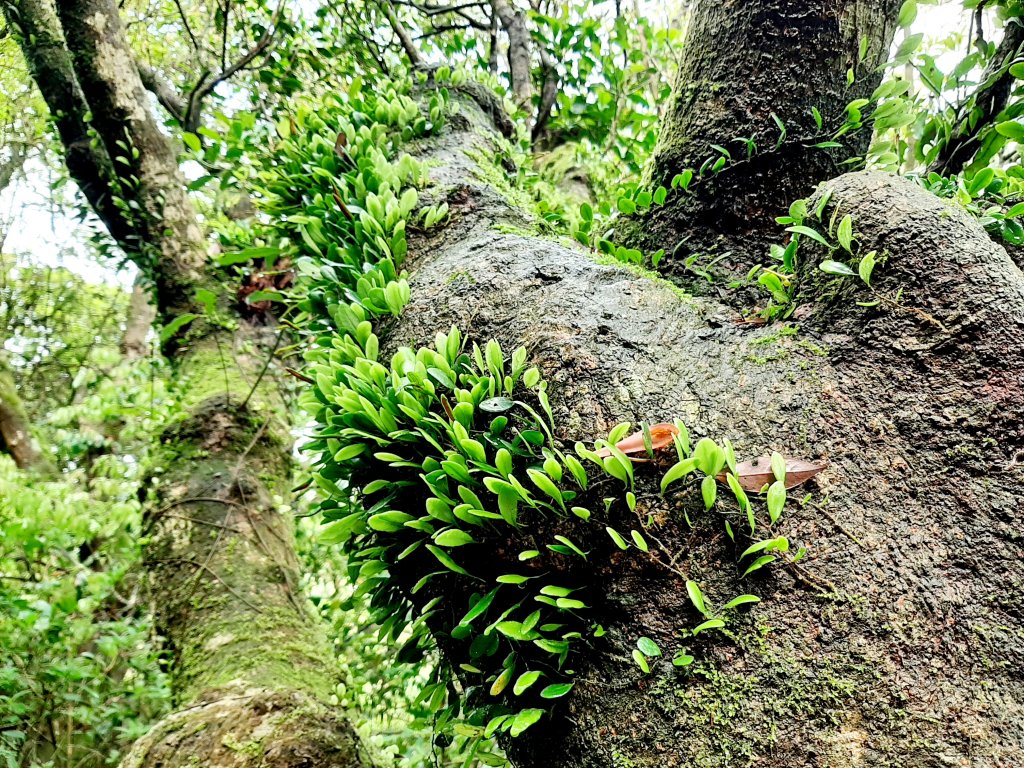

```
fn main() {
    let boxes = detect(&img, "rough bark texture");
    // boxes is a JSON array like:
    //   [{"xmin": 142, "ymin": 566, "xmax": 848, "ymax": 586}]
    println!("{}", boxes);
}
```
[
  {"xmin": 379, "ymin": 98, "xmax": 1024, "ymax": 767},
  {"xmin": 621, "ymin": 0, "xmax": 901, "ymax": 284},
  {"xmin": 120, "ymin": 330, "xmax": 365, "ymax": 768}
]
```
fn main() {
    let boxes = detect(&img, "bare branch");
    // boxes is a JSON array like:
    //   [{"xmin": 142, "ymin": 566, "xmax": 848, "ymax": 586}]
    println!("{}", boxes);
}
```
[
  {"xmin": 531, "ymin": 49, "xmax": 558, "ymax": 143},
  {"xmin": 383, "ymin": 0, "xmax": 423, "ymax": 67},
  {"xmin": 182, "ymin": 0, "xmax": 284, "ymax": 132},
  {"xmin": 136, "ymin": 59, "xmax": 186, "ymax": 122},
  {"xmin": 490, "ymin": 0, "xmax": 532, "ymax": 106}
]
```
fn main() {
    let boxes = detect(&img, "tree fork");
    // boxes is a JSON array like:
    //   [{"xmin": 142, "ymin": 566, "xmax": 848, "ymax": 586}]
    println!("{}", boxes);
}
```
[{"xmin": 619, "ymin": 0, "xmax": 901, "ymax": 286}]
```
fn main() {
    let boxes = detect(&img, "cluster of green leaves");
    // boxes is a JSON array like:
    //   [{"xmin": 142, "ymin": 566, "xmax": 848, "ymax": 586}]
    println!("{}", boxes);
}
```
[
  {"xmin": 915, "ymin": 167, "xmax": 1024, "ymax": 245},
  {"xmin": 232, "ymin": 73, "xmax": 452, "ymax": 323},
  {"xmin": 0, "ymin": 255, "xmax": 131, "ymax": 422},
  {"xmin": 0, "ymin": 455, "xmax": 170, "ymax": 768},
  {"xmin": 303, "ymin": 328, "xmax": 588, "ymax": 749},
  {"xmin": 753, "ymin": 193, "xmax": 880, "ymax": 320},
  {"xmin": 866, "ymin": 0, "xmax": 1024, "ymax": 174}
]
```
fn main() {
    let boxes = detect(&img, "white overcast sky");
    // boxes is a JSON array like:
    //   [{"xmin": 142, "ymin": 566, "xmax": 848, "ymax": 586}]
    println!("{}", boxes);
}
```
[{"xmin": 0, "ymin": 0, "xmax": 985, "ymax": 287}]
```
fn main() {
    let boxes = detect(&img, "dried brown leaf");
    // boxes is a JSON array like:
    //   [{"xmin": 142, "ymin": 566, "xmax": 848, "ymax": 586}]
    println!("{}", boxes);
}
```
[{"xmin": 717, "ymin": 456, "xmax": 825, "ymax": 492}]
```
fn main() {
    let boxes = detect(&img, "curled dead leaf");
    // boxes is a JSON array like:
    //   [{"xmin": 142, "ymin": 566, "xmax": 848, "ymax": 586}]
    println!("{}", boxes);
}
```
[
  {"xmin": 596, "ymin": 423, "xmax": 679, "ymax": 458},
  {"xmin": 717, "ymin": 456, "xmax": 826, "ymax": 492}
]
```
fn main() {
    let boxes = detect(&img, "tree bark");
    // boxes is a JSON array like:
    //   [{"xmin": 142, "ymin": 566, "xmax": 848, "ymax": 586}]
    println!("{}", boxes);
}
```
[
  {"xmin": 0, "ymin": 353, "xmax": 46, "ymax": 470},
  {"xmin": 491, "ymin": 0, "xmax": 533, "ymax": 107},
  {"xmin": 368, "ymin": 94, "xmax": 1024, "ymax": 767},
  {"xmin": 120, "ymin": 330, "xmax": 365, "ymax": 768},
  {"xmin": 7, "ymin": 1, "xmax": 367, "ymax": 764},
  {"xmin": 0, "ymin": 0, "xmax": 134, "ymax": 248},
  {"xmin": 121, "ymin": 276, "xmax": 155, "ymax": 361},
  {"xmin": 621, "ymin": 0, "xmax": 901, "ymax": 284}
]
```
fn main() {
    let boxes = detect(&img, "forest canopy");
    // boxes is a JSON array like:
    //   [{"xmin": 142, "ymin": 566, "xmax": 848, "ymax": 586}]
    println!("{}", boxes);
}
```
[{"xmin": 1, "ymin": 0, "xmax": 1023, "ymax": 766}]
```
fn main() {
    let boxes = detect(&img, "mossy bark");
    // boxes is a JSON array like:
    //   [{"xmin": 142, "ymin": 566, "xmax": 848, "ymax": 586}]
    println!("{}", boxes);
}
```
[
  {"xmin": 0, "ymin": 353, "xmax": 46, "ymax": 470},
  {"xmin": 620, "ymin": 0, "xmax": 901, "ymax": 287},
  {"xmin": 376, "ymin": 96, "xmax": 1024, "ymax": 767},
  {"xmin": 120, "ymin": 328, "xmax": 366, "ymax": 768}
]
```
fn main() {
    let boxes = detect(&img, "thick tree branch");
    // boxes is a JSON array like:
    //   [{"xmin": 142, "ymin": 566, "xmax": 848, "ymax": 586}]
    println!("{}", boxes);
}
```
[
  {"xmin": 0, "ymin": 0, "xmax": 135, "ymax": 248},
  {"xmin": 383, "ymin": 0, "xmax": 423, "ymax": 67},
  {"xmin": 56, "ymin": 0, "xmax": 207, "ymax": 317},
  {"xmin": 135, "ymin": 58, "xmax": 186, "ymax": 122},
  {"xmin": 490, "ymin": 0, "xmax": 532, "ymax": 106}
]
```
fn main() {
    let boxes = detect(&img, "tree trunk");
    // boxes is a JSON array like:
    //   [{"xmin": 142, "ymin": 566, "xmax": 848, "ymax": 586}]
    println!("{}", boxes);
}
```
[
  {"xmin": 368, "ymin": 94, "xmax": 1024, "ymax": 767},
  {"xmin": 120, "ymin": 328, "xmax": 364, "ymax": 768},
  {"xmin": 0, "ymin": 353, "xmax": 46, "ymax": 470},
  {"xmin": 620, "ymin": 0, "xmax": 901, "ymax": 283},
  {"xmin": 6, "ymin": 1, "xmax": 367, "ymax": 764}
]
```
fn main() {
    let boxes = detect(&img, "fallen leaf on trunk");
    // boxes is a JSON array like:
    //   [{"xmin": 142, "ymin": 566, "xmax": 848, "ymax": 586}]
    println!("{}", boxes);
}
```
[
  {"xmin": 596, "ymin": 423, "xmax": 679, "ymax": 458},
  {"xmin": 717, "ymin": 456, "xmax": 825, "ymax": 491}
]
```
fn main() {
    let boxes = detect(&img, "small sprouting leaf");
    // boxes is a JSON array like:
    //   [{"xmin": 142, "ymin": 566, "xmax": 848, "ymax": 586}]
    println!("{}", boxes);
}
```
[
  {"xmin": 637, "ymin": 637, "xmax": 662, "ymax": 657},
  {"xmin": 496, "ymin": 574, "xmax": 531, "ymax": 584},
  {"xmin": 527, "ymin": 468, "xmax": 564, "ymax": 509},
  {"xmin": 475, "ymin": 394, "xmax": 514, "ymax": 414},
  {"xmin": 490, "ymin": 666, "xmax": 513, "ymax": 696},
  {"xmin": 460, "ymin": 589, "xmax": 498, "ymax": 625},
  {"xmin": 509, "ymin": 708, "xmax": 544, "ymax": 737},
  {"xmin": 686, "ymin": 580, "xmax": 710, "ymax": 618},
  {"xmin": 519, "ymin": 549, "xmax": 540, "ymax": 560},
  {"xmin": 540, "ymin": 682, "xmax": 574, "ymax": 698},
  {"xmin": 630, "ymin": 530, "xmax": 649, "ymax": 552},
  {"xmin": 571, "ymin": 506, "xmax": 591, "ymax": 521},
  {"xmin": 672, "ymin": 650, "xmax": 695, "ymax": 667},
  {"xmin": 617, "ymin": 197, "xmax": 637, "ymax": 214},
  {"xmin": 787, "ymin": 225, "xmax": 832, "ymax": 249},
  {"xmin": 819, "ymin": 259, "xmax": 856, "ymax": 276},
  {"xmin": 836, "ymin": 215, "xmax": 853, "ymax": 252},
  {"xmin": 631, "ymin": 648, "xmax": 651, "ymax": 674},
  {"xmin": 691, "ymin": 618, "xmax": 726, "ymax": 635},
  {"xmin": 770, "ymin": 452, "xmax": 787, "ymax": 482},
  {"xmin": 434, "ymin": 528, "xmax": 475, "ymax": 547},
  {"xmin": 743, "ymin": 554, "xmax": 777, "ymax": 577},
  {"xmin": 426, "ymin": 544, "xmax": 473, "ymax": 576},
  {"xmin": 693, "ymin": 437, "xmax": 726, "ymax": 476},
  {"xmin": 858, "ymin": 250, "xmax": 876, "ymax": 284},
  {"xmin": 741, "ymin": 536, "xmax": 789, "ymax": 559},
  {"xmin": 720, "ymin": 594, "xmax": 761, "ymax": 612},
  {"xmin": 701, "ymin": 475, "xmax": 717, "ymax": 509},
  {"xmin": 513, "ymin": 670, "xmax": 541, "ymax": 695},
  {"xmin": 606, "ymin": 526, "xmax": 629, "ymax": 550},
  {"xmin": 766, "ymin": 480, "xmax": 786, "ymax": 524},
  {"xmin": 661, "ymin": 457, "xmax": 698, "ymax": 494}
]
